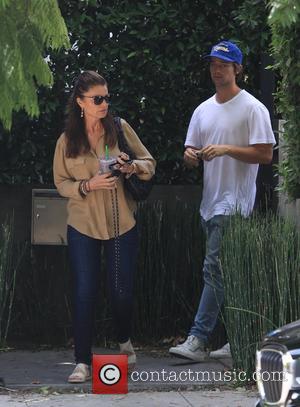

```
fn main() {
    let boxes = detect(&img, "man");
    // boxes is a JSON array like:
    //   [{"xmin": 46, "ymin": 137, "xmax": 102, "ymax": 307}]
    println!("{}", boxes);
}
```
[{"xmin": 169, "ymin": 40, "xmax": 276, "ymax": 361}]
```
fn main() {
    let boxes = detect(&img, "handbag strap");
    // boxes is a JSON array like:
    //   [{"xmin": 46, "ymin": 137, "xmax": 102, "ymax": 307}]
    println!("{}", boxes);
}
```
[
  {"xmin": 114, "ymin": 117, "xmax": 137, "ymax": 159},
  {"xmin": 111, "ymin": 117, "xmax": 132, "ymax": 293},
  {"xmin": 111, "ymin": 188, "xmax": 122, "ymax": 292},
  {"xmin": 110, "ymin": 121, "xmax": 122, "ymax": 291},
  {"xmin": 110, "ymin": 118, "xmax": 130, "ymax": 285}
]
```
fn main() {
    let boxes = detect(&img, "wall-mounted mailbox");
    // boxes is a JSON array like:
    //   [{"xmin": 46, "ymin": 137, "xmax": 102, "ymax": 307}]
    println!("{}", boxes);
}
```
[{"xmin": 31, "ymin": 189, "xmax": 68, "ymax": 245}]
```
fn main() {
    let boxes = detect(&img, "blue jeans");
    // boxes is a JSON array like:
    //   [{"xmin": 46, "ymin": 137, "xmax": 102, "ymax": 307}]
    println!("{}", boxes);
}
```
[
  {"xmin": 67, "ymin": 225, "xmax": 138, "ymax": 365},
  {"xmin": 189, "ymin": 215, "xmax": 228, "ymax": 343}
]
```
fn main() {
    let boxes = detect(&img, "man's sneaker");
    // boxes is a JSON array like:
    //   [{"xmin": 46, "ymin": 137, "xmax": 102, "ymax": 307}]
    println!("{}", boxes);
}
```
[
  {"xmin": 169, "ymin": 335, "xmax": 208, "ymax": 362},
  {"xmin": 209, "ymin": 342, "xmax": 232, "ymax": 359}
]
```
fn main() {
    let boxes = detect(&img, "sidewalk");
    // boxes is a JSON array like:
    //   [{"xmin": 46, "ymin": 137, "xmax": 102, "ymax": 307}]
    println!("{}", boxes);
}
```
[
  {"xmin": 0, "ymin": 390, "xmax": 258, "ymax": 407},
  {"xmin": 0, "ymin": 347, "xmax": 258, "ymax": 406},
  {"xmin": 0, "ymin": 346, "xmax": 235, "ymax": 391}
]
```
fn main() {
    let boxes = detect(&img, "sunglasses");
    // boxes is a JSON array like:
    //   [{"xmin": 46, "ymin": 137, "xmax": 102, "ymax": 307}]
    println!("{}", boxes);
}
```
[{"xmin": 82, "ymin": 94, "xmax": 110, "ymax": 105}]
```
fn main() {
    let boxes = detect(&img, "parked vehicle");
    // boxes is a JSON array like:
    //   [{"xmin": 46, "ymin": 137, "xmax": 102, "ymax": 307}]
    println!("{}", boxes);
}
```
[{"xmin": 256, "ymin": 319, "xmax": 300, "ymax": 406}]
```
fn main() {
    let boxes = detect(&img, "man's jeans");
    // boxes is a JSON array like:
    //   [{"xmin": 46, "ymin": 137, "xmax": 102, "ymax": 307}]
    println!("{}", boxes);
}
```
[
  {"xmin": 67, "ymin": 225, "xmax": 138, "ymax": 365},
  {"xmin": 189, "ymin": 215, "xmax": 228, "ymax": 343}
]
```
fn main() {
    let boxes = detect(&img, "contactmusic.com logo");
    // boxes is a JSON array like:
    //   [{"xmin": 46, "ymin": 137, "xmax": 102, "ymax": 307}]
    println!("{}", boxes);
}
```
[{"xmin": 92, "ymin": 354, "xmax": 128, "ymax": 394}]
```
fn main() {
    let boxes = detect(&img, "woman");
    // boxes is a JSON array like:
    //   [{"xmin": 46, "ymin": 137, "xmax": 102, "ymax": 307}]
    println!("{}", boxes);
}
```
[{"xmin": 53, "ymin": 70, "xmax": 155, "ymax": 383}]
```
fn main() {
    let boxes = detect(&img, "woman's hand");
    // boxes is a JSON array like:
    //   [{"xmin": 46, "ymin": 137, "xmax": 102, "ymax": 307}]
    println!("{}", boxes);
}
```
[
  {"xmin": 115, "ymin": 152, "xmax": 135, "ymax": 174},
  {"xmin": 88, "ymin": 172, "xmax": 118, "ymax": 191}
]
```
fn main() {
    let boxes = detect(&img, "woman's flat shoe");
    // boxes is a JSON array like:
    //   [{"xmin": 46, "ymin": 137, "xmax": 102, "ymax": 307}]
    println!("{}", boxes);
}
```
[
  {"xmin": 68, "ymin": 363, "xmax": 91, "ymax": 383},
  {"xmin": 119, "ymin": 339, "xmax": 136, "ymax": 372},
  {"xmin": 127, "ymin": 353, "xmax": 136, "ymax": 372}
]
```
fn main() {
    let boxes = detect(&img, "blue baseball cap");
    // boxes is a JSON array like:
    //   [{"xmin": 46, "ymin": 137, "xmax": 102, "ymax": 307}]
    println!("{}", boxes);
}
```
[{"xmin": 206, "ymin": 41, "xmax": 243, "ymax": 64}]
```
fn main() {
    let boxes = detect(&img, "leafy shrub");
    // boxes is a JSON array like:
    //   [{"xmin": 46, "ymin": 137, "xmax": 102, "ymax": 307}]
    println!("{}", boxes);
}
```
[
  {"xmin": 269, "ymin": 0, "xmax": 300, "ymax": 199},
  {"xmin": 0, "ymin": 0, "xmax": 270, "ymax": 185}
]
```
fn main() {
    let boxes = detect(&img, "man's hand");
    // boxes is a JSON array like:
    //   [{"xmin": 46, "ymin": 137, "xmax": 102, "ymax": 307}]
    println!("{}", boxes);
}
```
[
  {"xmin": 200, "ymin": 145, "xmax": 229, "ymax": 161},
  {"xmin": 199, "ymin": 143, "xmax": 273, "ymax": 164},
  {"xmin": 184, "ymin": 147, "xmax": 200, "ymax": 167}
]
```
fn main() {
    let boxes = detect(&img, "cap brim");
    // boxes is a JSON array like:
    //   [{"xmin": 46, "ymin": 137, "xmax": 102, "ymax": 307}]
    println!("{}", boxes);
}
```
[{"xmin": 203, "ymin": 53, "xmax": 236, "ymax": 63}]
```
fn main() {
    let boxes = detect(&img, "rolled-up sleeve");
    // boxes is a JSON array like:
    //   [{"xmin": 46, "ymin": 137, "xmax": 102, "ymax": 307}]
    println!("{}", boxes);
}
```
[
  {"xmin": 53, "ymin": 135, "xmax": 84, "ymax": 201},
  {"xmin": 121, "ymin": 119, "xmax": 156, "ymax": 180}
]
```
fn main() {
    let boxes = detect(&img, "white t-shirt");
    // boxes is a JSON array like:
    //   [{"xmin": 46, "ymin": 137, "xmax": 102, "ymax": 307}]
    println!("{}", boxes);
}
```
[{"xmin": 185, "ymin": 90, "xmax": 276, "ymax": 221}]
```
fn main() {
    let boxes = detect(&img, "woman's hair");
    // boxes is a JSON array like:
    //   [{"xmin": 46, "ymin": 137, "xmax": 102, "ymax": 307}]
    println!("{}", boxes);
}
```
[{"xmin": 64, "ymin": 70, "xmax": 117, "ymax": 158}]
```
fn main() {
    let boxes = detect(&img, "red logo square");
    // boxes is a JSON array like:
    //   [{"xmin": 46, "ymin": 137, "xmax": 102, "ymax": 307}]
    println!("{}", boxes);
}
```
[{"xmin": 92, "ymin": 354, "xmax": 128, "ymax": 394}]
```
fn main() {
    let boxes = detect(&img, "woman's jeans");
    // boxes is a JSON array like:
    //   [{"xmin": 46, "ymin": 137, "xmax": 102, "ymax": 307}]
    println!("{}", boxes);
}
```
[
  {"xmin": 67, "ymin": 225, "xmax": 138, "ymax": 365},
  {"xmin": 189, "ymin": 215, "xmax": 228, "ymax": 343}
]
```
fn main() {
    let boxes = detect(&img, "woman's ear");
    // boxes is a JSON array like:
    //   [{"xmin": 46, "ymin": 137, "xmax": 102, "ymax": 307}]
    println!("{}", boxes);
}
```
[{"xmin": 76, "ymin": 96, "xmax": 83, "ymax": 109}]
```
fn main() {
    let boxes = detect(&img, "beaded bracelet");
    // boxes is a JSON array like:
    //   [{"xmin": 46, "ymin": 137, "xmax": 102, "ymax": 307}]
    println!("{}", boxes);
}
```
[{"xmin": 79, "ymin": 180, "xmax": 89, "ymax": 197}]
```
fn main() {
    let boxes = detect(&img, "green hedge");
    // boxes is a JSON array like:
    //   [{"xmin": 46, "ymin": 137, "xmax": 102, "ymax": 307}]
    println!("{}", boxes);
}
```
[
  {"xmin": 0, "ymin": 0, "xmax": 270, "ymax": 185},
  {"xmin": 221, "ymin": 213, "xmax": 300, "ymax": 378},
  {"xmin": 269, "ymin": 1, "xmax": 300, "ymax": 199}
]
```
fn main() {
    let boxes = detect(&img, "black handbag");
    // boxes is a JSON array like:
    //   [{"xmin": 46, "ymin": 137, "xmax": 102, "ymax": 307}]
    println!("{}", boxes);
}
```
[{"xmin": 114, "ymin": 117, "xmax": 153, "ymax": 201}]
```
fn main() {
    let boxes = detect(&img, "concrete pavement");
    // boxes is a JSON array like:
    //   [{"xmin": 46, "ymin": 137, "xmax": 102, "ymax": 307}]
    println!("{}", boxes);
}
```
[
  {"xmin": 0, "ymin": 347, "xmax": 259, "ymax": 406},
  {"xmin": 0, "ymin": 390, "xmax": 258, "ymax": 406}
]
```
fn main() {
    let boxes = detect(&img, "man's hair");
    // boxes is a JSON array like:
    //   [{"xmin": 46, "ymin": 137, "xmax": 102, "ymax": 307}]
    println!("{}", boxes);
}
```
[{"xmin": 233, "ymin": 63, "xmax": 244, "ymax": 83}]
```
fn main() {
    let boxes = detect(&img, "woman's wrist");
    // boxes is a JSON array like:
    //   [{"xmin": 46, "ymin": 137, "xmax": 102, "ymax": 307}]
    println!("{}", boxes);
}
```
[
  {"xmin": 86, "ymin": 179, "xmax": 91, "ymax": 192},
  {"xmin": 79, "ymin": 179, "xmax": 91, "ymax": 197},
  {"xmin": 125, "ymin": 162, "xmax": 137, "ymax": 178},
  {"xmin": 129, "ymin": 162, "xmax": 137, "ymax": 174}
]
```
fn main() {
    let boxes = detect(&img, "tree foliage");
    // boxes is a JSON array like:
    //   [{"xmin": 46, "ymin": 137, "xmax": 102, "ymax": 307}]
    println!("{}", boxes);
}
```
[
  {"xmin": 0, "ymin": 0, "xmax": 70, "ymax": 129},
  {"xmin": 0, "ymin": 0, "xmax": 270, "ymax": 185},
  {"xmin": 269, "ymin": 0, "xmax": 300, "ymax": 27},
  {"xmin": 268, "ymin": 0, "xmax": 300, "ymax": 199}
]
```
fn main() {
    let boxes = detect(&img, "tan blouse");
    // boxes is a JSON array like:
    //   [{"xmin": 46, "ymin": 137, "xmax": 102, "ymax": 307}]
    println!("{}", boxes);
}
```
[{"xmin": 53, "ymin": 119, "xmax": 156, "ymax": 239}]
